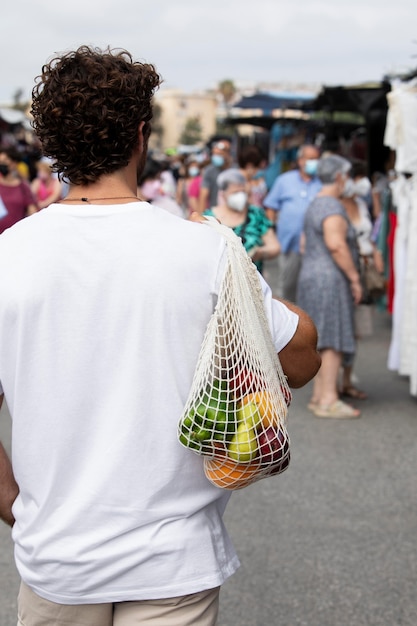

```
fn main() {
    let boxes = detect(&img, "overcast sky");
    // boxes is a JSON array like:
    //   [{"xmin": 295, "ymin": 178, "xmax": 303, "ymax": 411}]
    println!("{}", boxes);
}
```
[{"xmin": 1, "ymin": 0, "xmax": 417, "ymax": 103}]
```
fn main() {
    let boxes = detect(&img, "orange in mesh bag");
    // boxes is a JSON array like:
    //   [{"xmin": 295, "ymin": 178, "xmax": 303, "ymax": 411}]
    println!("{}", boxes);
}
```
[{"xmin": 178, "ymin": 218, "xmax": 292, "ymax": 489}]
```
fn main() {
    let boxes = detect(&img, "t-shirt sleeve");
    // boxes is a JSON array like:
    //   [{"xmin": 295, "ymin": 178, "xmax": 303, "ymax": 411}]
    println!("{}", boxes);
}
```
[
  {"xmin": 316, "ymin": 198, "xmax": 346, "ymax": 231},
  {"xmin": 263, "ymin": 177, "xmax": 282, "ymax": 211},
  {"xmin": 201, "ymin": 167, "xmax": 213, "ymax": 190}
]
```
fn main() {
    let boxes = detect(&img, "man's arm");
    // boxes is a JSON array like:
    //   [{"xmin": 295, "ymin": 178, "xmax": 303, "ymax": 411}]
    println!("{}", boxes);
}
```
[
  {"xmin": 265, "ymin": 207, "xmax": 277, "ymax": 224},
  {"xmin": 197, "ymin": 185, "xmax": 210, "ymax": 214},
  {"xmin": 276, "ymin": 300, "xmax": 321, "ymax": 388},
  {"xmin": 264, "ymin": 177, "xmax": 282, "ymax": 227},
  {"xmin": 323, "ymin": 215, "xmax": 362, "ymax": 305},
  {"xmin": 0, "ymin": 395, "xmax": 19, "ymax": 527}
]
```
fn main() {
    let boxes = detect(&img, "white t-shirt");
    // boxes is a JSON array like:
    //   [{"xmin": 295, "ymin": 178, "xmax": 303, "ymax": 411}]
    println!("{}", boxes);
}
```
[
  {"xmin": 0, "ymin": 202, "xmax": 298, "ymax": 604},
  {"xmin": 353, "ymin": 197, "xmax": 374, "ymax": 257}
]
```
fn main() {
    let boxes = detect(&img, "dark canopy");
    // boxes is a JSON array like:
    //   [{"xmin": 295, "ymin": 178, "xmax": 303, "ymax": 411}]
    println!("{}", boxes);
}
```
[
  {"xmin": 310, "ymin": 83, "xmax": 391, "ymax": 174},
  {"xmin": 310, "ymin": 83, "xmax": 390, "ymax": 116},
  {"xmin": 233, "ymin": 92, "xmax": 315, "ymax": 113}
]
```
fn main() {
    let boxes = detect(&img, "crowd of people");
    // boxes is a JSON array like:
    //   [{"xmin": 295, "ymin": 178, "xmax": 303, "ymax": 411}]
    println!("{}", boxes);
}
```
[
  {"xmin": 130, "ymin": 140, "xmax": 383, "ymax": 421},
  {"xmin": 262, "ymin": 148, "xmax": 384, "ymax": 418},
  {"xmin": 0, "ymin": 121, "xmax": 385, "ymax": 422},
  {"xmin": 131, "ymin": 139, "xmax": 384, "ymax": 419},
  {"xmin": 0, "ymin": 146, "xmax": 66, "ymax": 234}
]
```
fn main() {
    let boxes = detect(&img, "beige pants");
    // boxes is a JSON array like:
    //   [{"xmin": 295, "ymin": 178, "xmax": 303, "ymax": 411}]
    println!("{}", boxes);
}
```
[{"xmin": 17, "ymin": 581, "xmax": 220, "ymax": 626}]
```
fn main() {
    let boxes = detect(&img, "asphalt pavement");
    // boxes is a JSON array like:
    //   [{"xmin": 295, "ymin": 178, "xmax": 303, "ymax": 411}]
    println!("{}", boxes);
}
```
[{"xmin": 0, "ymin": 305, "xmax": 416, "ymax": 626}]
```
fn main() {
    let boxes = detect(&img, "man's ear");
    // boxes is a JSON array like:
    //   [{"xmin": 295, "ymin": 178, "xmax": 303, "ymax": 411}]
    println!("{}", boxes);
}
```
[{"xmin": 138, "ymin": 121, "xmax": 146, "ymax": 149}]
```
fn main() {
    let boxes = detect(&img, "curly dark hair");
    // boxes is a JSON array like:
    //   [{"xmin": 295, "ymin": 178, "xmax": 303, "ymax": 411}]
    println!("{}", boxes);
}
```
[
  {"xmin": 31, "ymin": 46, "xmax": 162, "ymax": 185},
  {"xmin": 237, "ymin": 145, "xmax": 266, "ymax": 169}
]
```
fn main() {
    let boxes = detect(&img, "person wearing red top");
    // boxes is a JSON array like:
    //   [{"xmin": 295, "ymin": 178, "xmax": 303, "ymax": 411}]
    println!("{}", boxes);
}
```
[{"xmin": 0, "ymin": 151, "xmax": 38, "ymax": 233}]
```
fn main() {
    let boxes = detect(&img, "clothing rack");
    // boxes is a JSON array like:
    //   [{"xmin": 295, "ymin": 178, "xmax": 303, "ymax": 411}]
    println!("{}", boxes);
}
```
[{"xmin": 383, "ymin": 77, "xmax": 417, "ymax": 396}]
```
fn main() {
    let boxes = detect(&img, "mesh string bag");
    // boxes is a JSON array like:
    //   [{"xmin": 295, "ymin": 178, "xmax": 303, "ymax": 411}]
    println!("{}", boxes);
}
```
[{"xmin": 178, "ymin": 217, "xmax": 292, "ymax": 490}]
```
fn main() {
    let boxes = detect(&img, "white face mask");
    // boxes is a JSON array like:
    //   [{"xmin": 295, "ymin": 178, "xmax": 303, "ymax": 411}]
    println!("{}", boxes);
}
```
[
  {"xmin": 342, "ymin": 178, "xmax": 356, "ymax": 197},
  {"xmin": 226, "ymin": 191, "xmax": 247, "ymax": 212},
  {"xmin": 354, "ymin": 177, "xmax": 371, "ymax": 197}
]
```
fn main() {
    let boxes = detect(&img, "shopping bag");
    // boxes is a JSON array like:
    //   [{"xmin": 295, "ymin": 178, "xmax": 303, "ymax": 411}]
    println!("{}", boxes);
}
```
[
  {"xmin": 360, "ymin": 256, "xmax": 385, "ymax": 302},
  {"xmin": 178, "ymin": 218, "xmax": 291, "ymax": 490}
]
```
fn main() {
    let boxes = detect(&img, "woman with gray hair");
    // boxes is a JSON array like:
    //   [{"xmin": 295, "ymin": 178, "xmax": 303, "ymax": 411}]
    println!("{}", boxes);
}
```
[
  {"xmin": 204, "ymin": 168, "xmax": 280, "ymax": 273},
  {"xmin": 297, "ymin": 155, "xmax": 363, "ymax": 418}
]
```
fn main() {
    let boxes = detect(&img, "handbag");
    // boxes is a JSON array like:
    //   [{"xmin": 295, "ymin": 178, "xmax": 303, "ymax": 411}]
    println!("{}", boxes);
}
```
[
  {"xmin": 178, "ymin": 218, "xmax": 291, "ymax": 490},
  {"xmin": 360, "ymin": 256, "xmax": 385, "ymax": 302}
]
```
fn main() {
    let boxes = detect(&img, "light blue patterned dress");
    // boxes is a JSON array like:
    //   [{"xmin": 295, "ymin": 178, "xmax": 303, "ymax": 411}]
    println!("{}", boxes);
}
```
[{"xmin": 297, "ymin": 196, "xmax": 358, "ymax": 355}]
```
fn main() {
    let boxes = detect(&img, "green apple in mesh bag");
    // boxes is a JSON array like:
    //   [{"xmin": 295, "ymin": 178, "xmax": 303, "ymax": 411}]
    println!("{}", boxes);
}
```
[{"xmin": 227, "ymin": 419, "xmax": 258, "ymax": 463}]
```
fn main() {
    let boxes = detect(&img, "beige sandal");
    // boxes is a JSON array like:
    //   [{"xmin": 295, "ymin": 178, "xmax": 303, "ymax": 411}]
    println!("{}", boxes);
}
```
[
  {"xmin": 341, "ymin": 385, "xmax": 367, "ymax": 400},
  {"xmin": 313, "ymin": 399, "xmax": 361, "ymax": 419}
]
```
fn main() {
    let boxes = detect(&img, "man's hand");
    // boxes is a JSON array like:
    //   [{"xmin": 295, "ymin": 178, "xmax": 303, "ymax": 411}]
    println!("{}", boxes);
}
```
[{"xmin": 189, "ymin": 211, "xmax": 208, "ymax": 224}]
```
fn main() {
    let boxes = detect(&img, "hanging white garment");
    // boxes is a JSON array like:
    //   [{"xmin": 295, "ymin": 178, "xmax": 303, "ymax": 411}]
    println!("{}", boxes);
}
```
[
  {"xmin": 387, "ymin": 175, "xmax": 417, "ymax": 396},
  {"xmin": 354, "ymin": 197, "xmax": 374, "ymax": 256},
  {"xmin": 384, "ymin": 79, "xmax": 417, "ymax": 175},
  {"xmin": 384, "ymin": 84, "xmax": 404, "ymax": 160},
  {"xmin": 399, "ymin": 175, "xmax": 417, "ymax": 395},
  {"xmin": 387, "ymin": 175, "xmax": 410, "ymax": 371},
  {"xmin": 385, "ymin": 78, "xmax": 417, "ymax": 396}
]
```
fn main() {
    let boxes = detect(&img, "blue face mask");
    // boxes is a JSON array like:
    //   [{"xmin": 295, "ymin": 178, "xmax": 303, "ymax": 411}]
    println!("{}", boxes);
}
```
[
  {"xmin": 211, "ymin": 155, "xmax": 225, "ymax": 168},
  {"xmin": 304, "ymin": 159, "xmax": 318, "ymax": 176},
  {"xmin": 188, "ymin": 166, "xmax": 200, "ymax": 178}
]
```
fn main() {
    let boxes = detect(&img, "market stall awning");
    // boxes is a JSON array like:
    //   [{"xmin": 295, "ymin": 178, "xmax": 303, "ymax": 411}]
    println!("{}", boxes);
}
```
[
  {"xmin": 227, "ymin": 91, "xmax": 315, "ymax": 128},
  {"xmin": 310, "ymin": 83, "xmax": 390, "ymax": 116},
  {"xmin": 226, "ymin": 109, "xmax": 311, "ymax": 129},
  {"xmin": 232, "ymin": 92, "xmax": 316, "ymax": 113}
]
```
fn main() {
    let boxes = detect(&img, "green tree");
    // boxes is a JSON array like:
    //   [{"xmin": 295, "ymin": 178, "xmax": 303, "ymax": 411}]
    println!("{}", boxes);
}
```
[
  {"xmin": 217, "ymin": 79, "xmax": 237, "ymax": 131},
  {"xmin": 179, "ymin": 116, "xmax": 203, "ymax": 145},
  {"xmin": 218, "ymin": 79, "xmax": 236, "ymax": 108}
]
